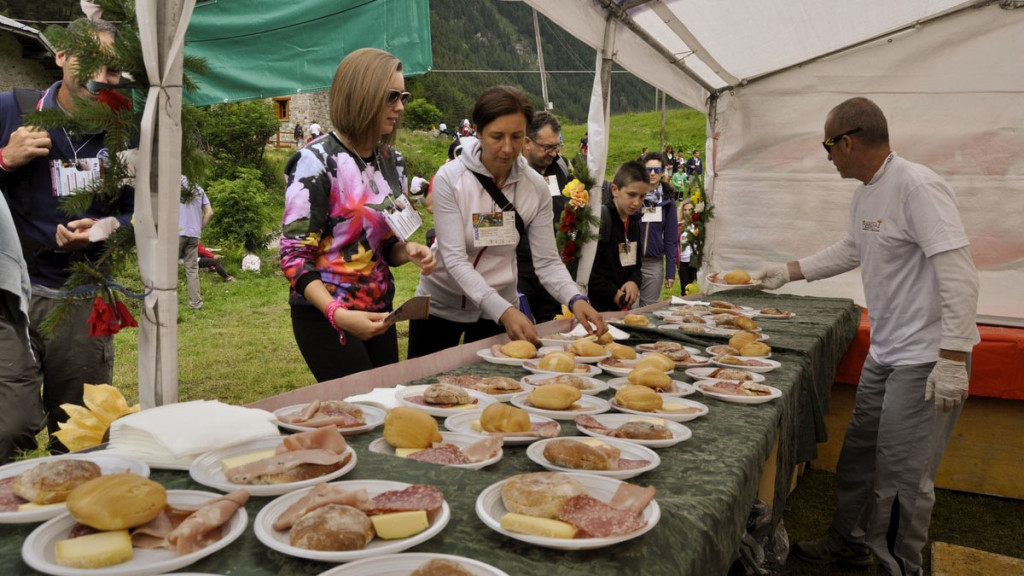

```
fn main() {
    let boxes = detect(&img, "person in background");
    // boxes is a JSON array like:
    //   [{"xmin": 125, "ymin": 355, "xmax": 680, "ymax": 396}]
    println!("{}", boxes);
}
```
[
  {"xmin": 0, "ymin": 18, "xmax": 133, "ymax": 458},
  {"xmin": 308, "ymin": 120, "xmax": 322, "ymax": 141},
  {"xmin": 664, "ymin": 144, "xmax": 678, "ymax": 176},
  {"xmin": 755, "ymin": 97, "xmax": 979, "ymax": 576},
  {"xmin": 408, "ymin": 86, "xmax": 607, "ymax": 357},
  {"xmin": 579, "ymin": 131, "xmax": 588, "ymax": 159},
  {"xmin": 685, "ymin": 149, "xmax": 703, "ymax": 182},
  {"xmin": 637, "ymin": 152, "xmax": 679, "ymax": 307},
  {"xmin": 197, "ymin": 242, "xmax": 233, "ymax": 282},
  {"xmin": 438, "ymin": 121, "xmax": 449, "ymax": 137},
  {"xmin": 178, "ymin": 176, "xmax": 214, "ymax": 310},
  {"xmin": 280, "ymin": 48, "xmax": 435, "ymax": 382},
  {"xmin": 293, "ymin": 122, "xmax": 303, "ymax": 148},
  {"xmin": 518, "ymin": 110, "xmax": 571, "ymax": 322},
  {"xmin": 589, "ymin": 162, "xmax": 645, "ymax": 312}
]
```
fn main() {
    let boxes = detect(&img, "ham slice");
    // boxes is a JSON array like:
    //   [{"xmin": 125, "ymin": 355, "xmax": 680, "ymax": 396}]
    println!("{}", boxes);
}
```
[
  {"xmin": 131, "ymin": 509, "xmax": 177, "ymax": 548},
  {"xmin": 277, "ymin": 426, "xmax": 348, "ymax": 455},
  {"xmin": 280, "ymin": 400, "xmax": 366, "ymax": 428},
  {"xmin": 166, "ymin": 489, "xmax": 249, "ymax": 555},
  {"xmin": 609, "ymin": 482, "xmax": 657, "ymax": 515},
  {"xmin": 460, "ymin": 436, "xmax": 502, "ymax": 462},
  {"xmin": 273, "ymin": 483, "xmax": 373, "ymax": 531},
  {"xmin": 558, "ymin": 494, "xmax": 646, "ymax": 538},
  {"xmin": 0, "ymin": 476, "xmax": 26, "ymax": 512},
  {"xmin": 225, "ymin": 449, "xmax": 350, "ymax": 484}
]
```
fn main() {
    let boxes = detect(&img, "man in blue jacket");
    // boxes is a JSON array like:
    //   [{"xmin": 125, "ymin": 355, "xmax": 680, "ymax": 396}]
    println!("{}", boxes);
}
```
[
  {"xmin": 637, "ymin": 152, "xmax": 679, "ymax": 307},
  {"xmin": 0, "ymin": 18, "xmax": 133, "ymax": 460}
]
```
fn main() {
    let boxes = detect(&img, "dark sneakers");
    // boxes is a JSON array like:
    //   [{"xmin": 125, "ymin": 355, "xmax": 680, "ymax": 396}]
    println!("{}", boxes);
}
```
[{"xmin": 792, "ymin": 531, "xmax": 873, "ymax": 568}]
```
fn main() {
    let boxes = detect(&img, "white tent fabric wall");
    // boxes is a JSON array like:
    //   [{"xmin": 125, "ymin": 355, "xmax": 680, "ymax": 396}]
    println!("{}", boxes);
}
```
[
  {"xmin": 710, "ymin": 6, "xmax": 1024, "ymax": 322},
  {"xmin": 525, "ymin": 0, "xmax": 1024, "ymax": 323}
]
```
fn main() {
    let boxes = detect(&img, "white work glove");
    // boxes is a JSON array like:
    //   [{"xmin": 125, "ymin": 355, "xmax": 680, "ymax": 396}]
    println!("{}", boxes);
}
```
[
  {"xmin": 924, "ymin": 357, "xmax": 969, "ymax": 412},
  {"xmin": 753, "ymin": 263, "xmax": 790, "ymax": 290}
]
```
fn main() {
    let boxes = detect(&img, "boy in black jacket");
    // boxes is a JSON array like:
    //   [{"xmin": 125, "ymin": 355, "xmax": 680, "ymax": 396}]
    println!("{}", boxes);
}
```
[{"xmin": 589, "ymin": 162, "xmax": 647, "ymax": 311}]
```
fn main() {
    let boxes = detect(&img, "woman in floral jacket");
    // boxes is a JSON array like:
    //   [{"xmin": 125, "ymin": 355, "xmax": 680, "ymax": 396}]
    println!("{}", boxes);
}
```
[{"xmin": 279, "ymin": 48, "xmax": 434, "ymax": 382}]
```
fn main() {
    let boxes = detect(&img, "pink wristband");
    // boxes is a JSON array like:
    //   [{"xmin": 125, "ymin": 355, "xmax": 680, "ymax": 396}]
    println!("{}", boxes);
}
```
[
  {"xmin": 323, "ymin": 300, "xmax": 347, "ymax": 345},
  {"xmin": 0, "ymin": 147, "xmax": 12, "ymax": 172}
]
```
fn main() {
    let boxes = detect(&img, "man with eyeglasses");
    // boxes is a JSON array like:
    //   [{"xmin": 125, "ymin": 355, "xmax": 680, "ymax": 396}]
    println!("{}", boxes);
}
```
[
  {"xmin": 754, "ymin": 97, "xmax": 979, "ymax": 576},
  {"xmin": 517, "ymin": 111, "xmax": 572, "ymax": 323},
  {"xmin": 636, "ymin": 152, "xmax": 679, "ymax": 307}
]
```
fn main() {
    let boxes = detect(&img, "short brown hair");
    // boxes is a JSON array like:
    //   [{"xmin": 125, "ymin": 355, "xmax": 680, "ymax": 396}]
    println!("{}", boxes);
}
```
[
  {"xmin": 527, "ymin": 110, "xmax": 561, "ymax": 140},
  {"xmin": 472, "ymin": 86, "xmax": 533, "ymax": 134},
  {"xmin": 613, "ymin": 161, "xmax": 648, "ymax": 189},
  {"xmin": 329, "ymin": 48, "xmax": 403, "ymax": 149},
  {"xmin": 828, "ymin": 97, "xmax": 889, "ymax": 148}
]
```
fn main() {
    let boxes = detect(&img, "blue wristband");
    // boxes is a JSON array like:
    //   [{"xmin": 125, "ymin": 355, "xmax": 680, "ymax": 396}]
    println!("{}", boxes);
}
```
[{"xmin": 568, "ymin": 294, "xmax": 590, "ymax": 309}]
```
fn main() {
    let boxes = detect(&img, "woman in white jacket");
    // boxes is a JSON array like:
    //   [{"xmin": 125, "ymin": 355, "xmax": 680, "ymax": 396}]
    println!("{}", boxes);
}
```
[{"xmin": 408, "ymin": 86, "xmax": 606, "ymax": 358}]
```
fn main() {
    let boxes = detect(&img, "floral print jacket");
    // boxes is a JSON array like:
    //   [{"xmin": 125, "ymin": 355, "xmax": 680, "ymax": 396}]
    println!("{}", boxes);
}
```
[{"xmin": 280, "ymin": 134, "xmax": 405, "ymax": 310}]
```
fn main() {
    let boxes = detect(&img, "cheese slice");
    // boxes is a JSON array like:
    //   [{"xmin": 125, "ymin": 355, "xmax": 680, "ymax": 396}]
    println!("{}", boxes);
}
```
[
  {"xmin": 369, "ymin": 510, "xmax": 429, "ymax": 539},
  {"xmin": 500, "ymin": 513, "xmax": 577, "ymax": 539},
  {"xmin": 447, "ymin": 404, "xmax": 479, "ymax": 410},
  {"xmin": 662, "ymin": 402, "xmax": 688, "ymax": 411},
  {"xmin": 17, "ymin": 502, "xmax": 64, "ymax": 512},
  {"xmin": 580, "ymin": 438, "xmax": 607, "ymax": 447},
  {"xmin": 55, "ymin": 530, "xmax": 133, "ymax": 568},
  {"xmin": 221, "ymin": 449, "xmax": 277, "ymax": 472},
  {"xmin": 629, "ymin": 417, "xmax": 666, "ymax": 426},
  {"xmin": 394, "ymin": 448, "xmax": 425, "ymax": 458},
  {"xmin": 470, "ymin": 420, "xmax": 483, "ymax": 432}
]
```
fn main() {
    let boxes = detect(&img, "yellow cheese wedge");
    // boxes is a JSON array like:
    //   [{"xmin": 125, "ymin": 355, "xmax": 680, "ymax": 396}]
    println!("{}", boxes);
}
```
[
  {"xmin": 55, "ymin": 530, "xmax": 133, "ymax": 568},
  {"xmin": 629, "ymin": 417, "xmax": 666, "ymax": 426},
  {"xmin": 500, "ymin": 513, "xmax": 577, "ymax": 539},
  {"xmin": 17, "ymin": 502, "xmax": 64, "ymax": 512},
  {"xmin": 447, "ymin": 404, "xmax": 479, "ymax": 410},
  {"xmin": 470, "ymin": 420, "xmax": 483, "ymax": 432},
  {"xmin": 580, "ymin": 438, "xmax": 607, "ymax": 447},
  {"xmin": 221, "ymin": 449, "xmax": 277, "ymax": 472},
  {"xmin": 369, "ymin": 510, "xmax": 430, "ymax": 540},
  {"xmin": 662, "ymin": 402, "xmax": 687, "ymax": 411},
  {"xmin": 394, "ymin": 448, "xmax": 425, "ymax": 458}
]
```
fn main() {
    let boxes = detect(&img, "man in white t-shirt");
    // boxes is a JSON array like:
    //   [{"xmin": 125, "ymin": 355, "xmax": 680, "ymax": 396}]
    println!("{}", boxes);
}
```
[{"xmin": 754, "ymin": 97, "xmax": 979, "ymax": 576}]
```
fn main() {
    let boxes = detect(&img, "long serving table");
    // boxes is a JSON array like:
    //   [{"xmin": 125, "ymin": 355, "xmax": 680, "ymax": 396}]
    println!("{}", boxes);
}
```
[{"xmin": 3, "ymin": 292, "xmax": 859, "ymax": 576}]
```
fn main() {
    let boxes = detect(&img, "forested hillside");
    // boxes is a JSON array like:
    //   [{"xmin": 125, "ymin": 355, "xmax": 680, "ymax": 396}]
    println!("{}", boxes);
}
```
[{"xmin": 411, "ymin": 0, "xmax": 681, "ymax": 124}]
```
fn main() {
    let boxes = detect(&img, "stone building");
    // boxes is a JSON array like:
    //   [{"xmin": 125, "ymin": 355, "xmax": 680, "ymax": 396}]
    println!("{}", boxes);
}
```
[
  {"xmin": 0, "ymin": 16, "xmax": 60, "ymax": 93},
  {"xmin": 267, "ymin": 91, "xmax": 331, "ymax": 147}
]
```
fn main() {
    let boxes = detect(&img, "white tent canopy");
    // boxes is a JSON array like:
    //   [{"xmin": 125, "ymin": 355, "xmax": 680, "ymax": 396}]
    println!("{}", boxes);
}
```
[{"xmin": 526, "ymin": 0, "xmax": 1024, "ymax": 324}]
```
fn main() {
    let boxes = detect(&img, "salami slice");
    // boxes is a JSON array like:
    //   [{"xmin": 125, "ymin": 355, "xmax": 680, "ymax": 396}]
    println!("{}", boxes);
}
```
[
  {"xmin": 558, "ymin": 494, "xmax": 646, "ymax": 538},
  {"xmin": 615, "ymin": 458, "xmax": 652, "ymax": 470},
  {"xmin": 0, "ymin": 476, "xmax": 27, "ymax": 512},
  {"xmin": 406, "ymin": 444, "xmax": 472, "ymax": 466},
  {"xmin": 370, "ymin": 485, "xmax": 444, "ymax": 515}
]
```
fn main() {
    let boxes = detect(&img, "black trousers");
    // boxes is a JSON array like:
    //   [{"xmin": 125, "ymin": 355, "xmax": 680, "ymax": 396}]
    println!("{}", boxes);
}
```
[
  {"xmin": 407, "ymin": 314, "xmax": 505, "ymax": 359},
  {"xmin": 290, "ymin": 305, "xmax": 398, "ymax": 383}
]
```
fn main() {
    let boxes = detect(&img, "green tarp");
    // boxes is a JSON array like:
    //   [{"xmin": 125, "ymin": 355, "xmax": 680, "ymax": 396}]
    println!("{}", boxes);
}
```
[{"xmin": 184, "ymin": 0, "xmax": 432, "ymax": 106}]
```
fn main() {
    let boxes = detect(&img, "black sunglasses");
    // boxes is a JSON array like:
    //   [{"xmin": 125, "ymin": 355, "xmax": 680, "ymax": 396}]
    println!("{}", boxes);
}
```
[
  {"xmin": 822, "ymin": 128, "xmax": 862, "ymax": 153},
  {"xmin": 646, "ymin": 166, "xmax": 664, "ymax": 174},
  {"xmin": 386, "ymin": 90, "xmax": 411, "ymax": 106}
]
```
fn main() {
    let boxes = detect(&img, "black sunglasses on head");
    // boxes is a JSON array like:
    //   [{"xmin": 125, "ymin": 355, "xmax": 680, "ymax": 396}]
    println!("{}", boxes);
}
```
[
  {"xmin": 386, "ymin": 90, "xmax": 411, "ymax": 106},
  {"xmin": 822, "ymin": 128, "xmax": 862, "ymax": 153}
]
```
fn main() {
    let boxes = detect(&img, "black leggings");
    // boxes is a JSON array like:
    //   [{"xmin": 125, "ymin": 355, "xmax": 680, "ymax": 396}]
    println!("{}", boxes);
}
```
[
  {"xmin": 291, "ymin": 305, "xmax": 398, "ymax": 382},
  {"xmin": 407, "ymin": 314, "xmax": 504, "ymax": 359}
]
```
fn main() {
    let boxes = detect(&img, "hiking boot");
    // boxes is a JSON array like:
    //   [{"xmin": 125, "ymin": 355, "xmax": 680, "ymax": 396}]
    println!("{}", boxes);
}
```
[{"xmin": 792, "ymin": 530, "xmax": 872, "ymax": 568}]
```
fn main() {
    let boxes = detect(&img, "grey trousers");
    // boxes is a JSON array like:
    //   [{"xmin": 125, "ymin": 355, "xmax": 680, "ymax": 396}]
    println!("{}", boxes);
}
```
[
  {"xmin": 179, "ymin": 236, "xmax": 202, "ymax": 309},
  {"xmin": 639, "ymin": 258, "xmax": 664, "ymax": 308},
  {"xmin": 0, "ymin": 293, "xmax": 113, "ymax": 460},
  {"xmin": 831, "ymin": 355, "xmax": 964, "ymax": 576}
]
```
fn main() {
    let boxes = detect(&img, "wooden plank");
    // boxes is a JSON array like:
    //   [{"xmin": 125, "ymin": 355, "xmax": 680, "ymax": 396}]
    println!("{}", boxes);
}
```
[
  {"xmin": 811, "ymin": 383, "xmax": 1024, "ymax": 499},
  {"xmin": 932, "ymin": 542, "xmax": 1024, "ymax": 576}
]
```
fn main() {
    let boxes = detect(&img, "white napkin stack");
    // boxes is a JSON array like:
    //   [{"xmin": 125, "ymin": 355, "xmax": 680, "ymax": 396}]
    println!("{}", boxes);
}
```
[
  {"xmin": 106, "ymin": 400, "xmax": 280, "ymax": 469},
  {"xmin": 344, "ymin": 385, "xmax": 406, "ymax": 410}
]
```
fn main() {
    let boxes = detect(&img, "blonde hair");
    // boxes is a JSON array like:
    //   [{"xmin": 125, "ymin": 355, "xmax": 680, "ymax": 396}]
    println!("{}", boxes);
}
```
[{"xmin": 329, "ymin": 48, "xmax": 403, "ymax": 149}]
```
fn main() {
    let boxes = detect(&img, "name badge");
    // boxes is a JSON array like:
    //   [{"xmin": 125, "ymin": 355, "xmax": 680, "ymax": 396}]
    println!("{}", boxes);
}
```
[
  {"xmin": 641, "ymin": 206, "xmax": 662, "ymax": 223},
  {"xmin": 51, "ymin": 158, "xmax": 100, "ymax": 197},
  {"xmin": 546, "ymin": 175, "xmax": 561, "ymax": 197},
  {"xmin": 473, "ymin": 211, "xmax": 517, "ymax": 247},
  {"xmin": 618, "ymin": 240, "xmax": 637, "ymax": 267},
  {"xmin": 381, "ymin": 193, "xmax": 423, "ymax": 242}
]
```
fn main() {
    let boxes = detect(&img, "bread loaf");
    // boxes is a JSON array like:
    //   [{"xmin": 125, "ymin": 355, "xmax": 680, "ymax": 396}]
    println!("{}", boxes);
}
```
[
  {"xmin": 66, "ymin": 473, "xmax": 167, "ymax": 530},
  {"xmin": 383, "ymin": 407, "xmax": 442, "ymax": 449},
  {"xmin": 13, "ymin": 459, "xmax": 101, "ymax": 505},
  {"xmin": 501, "ymin": 472, "xmax": 585, "ymax": 519},
  {"xmin": 480, "ymin": 403, "xmax": 531, "ymax": 433},
  {"xmin": 289, "ymin": 504, "xmax": 374, "ymax": 551},
  {"xmin": 623, "ymin": 314, "xmax": 649, "ymax": 327}
]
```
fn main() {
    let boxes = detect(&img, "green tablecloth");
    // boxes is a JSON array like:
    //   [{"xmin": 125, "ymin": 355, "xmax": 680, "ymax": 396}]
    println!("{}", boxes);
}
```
[{"xmin": 3, "ymin": 293, "xmax": 859, "ymax": 576}]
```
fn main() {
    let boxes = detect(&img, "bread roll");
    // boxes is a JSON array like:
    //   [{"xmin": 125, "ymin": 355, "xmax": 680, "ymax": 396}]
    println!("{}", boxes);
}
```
[
  {"xmin": 13, "ymin": 459, "xmax": 101, "ymax": 505},
  {"xmin": 66, "ymin": 473, "xmax": 167, "ymax": 531},
  {"xmin": 604, "ymin": 342, "xmax": 636, "ymax": 360},
  {"xmin": 729, "ymin": 331, "xmax": 759, "ymax": 351},
  {"xmin": 627, "ymin": 367, "xmax": 672, "ymax": 390},
  {"xmin": 570, "ymin": 340, "xmax": 605, "ymax": 357},
  {"xmin": 723, "ymin": 269, "xmax": 751, "ymax": 284},
  {"xmin": 595, "ymin": 332, "xmax": 614, "ymax": 345},
  {"xmin": 636, "ymin": 353, "xmax": 675, "ymax": 372},
  {"xmin": 384, "ymin": 407, "xmax": 442, "ymax": 449},
  {"xmin": 542, "ymin": 439, "xmax": 617, "ymax": 471},
  {"xmin": 480, "ymin": 403, "xmax": 531, "ymax": 433},
  {"xmin": 289, "ymin": 504, "xmax": 374, "ymax": 551},
  {"xmin": 527, "ymin": 383, "xmax": 581, "ymax": 410},
  {"xmin": 500, "ymin": 340, "xmax": 537, "ymax": 359},
  {"xmin": 739, "ymin": 342, "xmax": 771, "ymax": 357},
  {"xmin": 623, "ymin": 314, "xmax": 649, "ymax": 327},
  {"xmin": 501, "ymin": 472, "xmax": 585, "ymax": 519},
  {"xmin": 615, "ymin": 385, "xmax": 663, "ymax": 412},
  {"xmin": 412, "ymin": 559, "xmax": 476, "ymax": 576},
  {"xmin": 618, "ymin": 421, "xmax": 673, "ymax": 440},
  {"xmin": 423, "ymin": 383, "xmax": 470, "ymax": 405},
  {"xmin": 538, "ymin": 352, "xmax": 576, "ymax": 373},
  {"xmin": 733, "ymin": 316, "xmax": 759, "ymax": 331}
]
